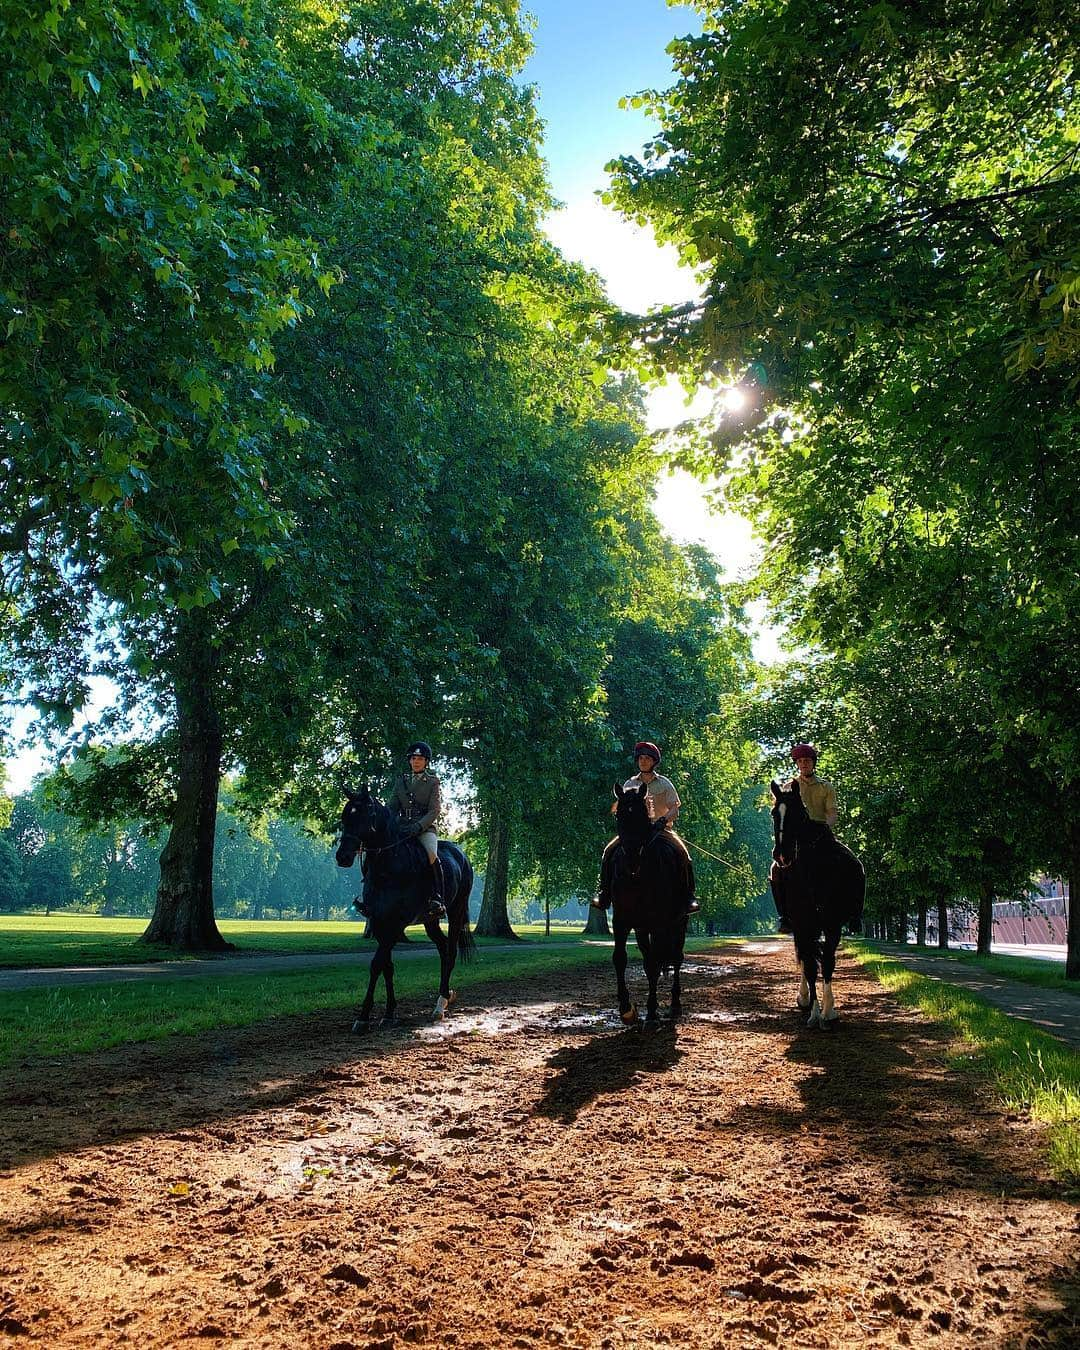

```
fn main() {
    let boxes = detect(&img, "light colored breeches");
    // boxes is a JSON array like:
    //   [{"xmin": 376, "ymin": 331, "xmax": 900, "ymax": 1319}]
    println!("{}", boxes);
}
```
[{"xmin": 417, "ymin": 830, "xmax": 438, "ymax": 865}]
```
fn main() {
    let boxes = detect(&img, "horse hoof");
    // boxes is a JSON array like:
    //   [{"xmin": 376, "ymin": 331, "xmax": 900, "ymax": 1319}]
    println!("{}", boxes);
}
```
[
  {"xmin": 620, "ymin": 1005, "xmax": 638, "ymax": 1025},
  {"xmin": 447, "ymin": 989, "xmax": 457, "ymax": 1007},
  {"xmin": 351, "ymin": 1018, "xmax": 372, "ymax": 1035},
  {"xmin": 383, "ymin": 1014, "xmax": 399, "ymax": 1029},
  {"xmin": 820, "ymin": 1009, "xmax": 839, "ymax": 1028},
  {"xmin": 796, "ymin": 994, "xmax": 811, "ymax": 1011},
  {"xmin": 433, "ymin": 995, "xmax": 451, "ymax": 1019},
  {"xmin": 806, "ymin": 1000, "xmax": 822, "ymax": 1029}
]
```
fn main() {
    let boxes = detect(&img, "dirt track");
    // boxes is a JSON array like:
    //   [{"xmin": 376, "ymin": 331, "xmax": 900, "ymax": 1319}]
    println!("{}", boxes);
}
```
[{"xmin": 1, "ymin": 943, "xmax": 1077, "ymax": 1348}]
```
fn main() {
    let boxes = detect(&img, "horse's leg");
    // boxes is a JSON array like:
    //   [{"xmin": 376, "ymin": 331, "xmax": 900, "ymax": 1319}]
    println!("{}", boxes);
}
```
[
  {"xmin": 382, "ymin": 946, "xmax": 397, "ymax": 1023},
  {"xmin": 818, "ymin": 921, "xmax": 842, "ymax": 1026},
  {"xmin": 641, "ymin": 932, "xmax": 660, "ymax": 1024},
  {"xmin": 797, "ymin": 955, "xmax": 811, "ymax": 1010},
  {"xmin": 793, "ymin": 925, "xmax": 819, "ymax": 1025},
  {"xmin": 353, "ymin": 944, "xmax": 387, "ymax": 1032},
  {"xmin": 425, "ymin": 916, "xmax": 454, "ymax": 1018},
  {"xmin": 670, "ymin": 950, "xmax": 683, "ymax": 1019},
  {"xmin": 613, "ymin": 919, "xmax": 636, "ymax": 1024}
]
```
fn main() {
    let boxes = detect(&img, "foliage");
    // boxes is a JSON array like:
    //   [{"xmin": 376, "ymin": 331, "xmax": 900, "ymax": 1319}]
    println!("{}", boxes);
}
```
[{"xmin": 607, "ymin": 0, "xmax": 1080, "ymax": 966}]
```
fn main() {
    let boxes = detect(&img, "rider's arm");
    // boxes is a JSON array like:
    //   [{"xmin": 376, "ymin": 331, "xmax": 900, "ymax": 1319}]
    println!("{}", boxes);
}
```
[
  {"xmin": 415, "ymin": 775, "xmax": 442, "ymax": 832},
  {"xmin": 824, "ymin": 784, "xmax": 838, "ymax": 828},
  {"xmin": 657, "ymin": 776, "xmax": 681, "ymax": 825}
]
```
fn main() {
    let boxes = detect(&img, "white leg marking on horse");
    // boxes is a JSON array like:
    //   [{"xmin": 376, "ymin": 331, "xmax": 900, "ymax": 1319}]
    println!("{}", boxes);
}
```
[
  {"xmin": 434, "ymin": 994, "xmax": 450, "ymax": 1019},
  {"xmin": 821, "ymin": 982, "xmax": 838, "ymax": 1021},
  {"xmin": 797, "ymin": 974, "xmax": 811, "ymax": 1010},
  {"xmin": 807, "ymin": 998, "xmax": 822, "ymax": 1028}
]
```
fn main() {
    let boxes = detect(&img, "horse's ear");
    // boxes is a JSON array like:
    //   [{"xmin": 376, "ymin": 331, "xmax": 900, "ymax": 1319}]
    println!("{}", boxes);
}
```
[
  {"xmin": 342, "ymin": 783, "xmax": 358, "ymax": 801},
  {"xmin": 613, "ymin": 782, "xmax": 624, "ymax": 800},
  {"xmin": 358, "ymin": 782, "xmax": 370, "ymax": 800},
  {"xmin": 770, "ymin": 780, "xmax": 781, "ymax": 799}
]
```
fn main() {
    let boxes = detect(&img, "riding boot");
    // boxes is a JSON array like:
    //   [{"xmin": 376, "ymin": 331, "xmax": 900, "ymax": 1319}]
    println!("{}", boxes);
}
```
[
  {"xmin": 352, "ymin": 894, "xmax": 371, "ymax": 919},
  {"xmin": 428, "ymin": 859, "xmax": 446, "ymax": 918}
]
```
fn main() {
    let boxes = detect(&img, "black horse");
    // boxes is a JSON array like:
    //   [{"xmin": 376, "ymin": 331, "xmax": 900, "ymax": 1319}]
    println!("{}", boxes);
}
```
[
  {"xmin": 606, "ymin": 781, "xmax": 691, "ymax": 1025},
  {"xmin": 335, "ymin": 785, "xmax": 475, "ymax": 1031},
  {"xmin": 769, "ymin": 778, "xmax": 865, "ymax": 1029}
]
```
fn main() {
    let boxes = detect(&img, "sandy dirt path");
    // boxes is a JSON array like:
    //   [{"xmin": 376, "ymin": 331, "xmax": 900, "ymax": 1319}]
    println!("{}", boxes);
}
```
[{"xmin": 1, "ymin": 943, "xmax": 1077, "ymax": 1348}]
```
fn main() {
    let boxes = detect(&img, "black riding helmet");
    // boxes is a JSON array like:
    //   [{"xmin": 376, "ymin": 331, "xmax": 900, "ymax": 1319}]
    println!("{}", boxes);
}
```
[{"xmin": 406, "ymin": 741, "xmax": 433, "ymax": 762}]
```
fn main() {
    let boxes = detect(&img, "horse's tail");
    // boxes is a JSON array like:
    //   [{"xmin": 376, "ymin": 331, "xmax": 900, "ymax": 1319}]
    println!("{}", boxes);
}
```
[{"xmin": 455, "ymin": 854, "xmax": 477, "ymax": 963}]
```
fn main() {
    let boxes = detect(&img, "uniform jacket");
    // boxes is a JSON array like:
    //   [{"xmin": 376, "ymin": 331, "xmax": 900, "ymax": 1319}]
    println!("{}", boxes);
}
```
[{"xmin": 391, "ymin": 770, "xmax": 442, "ymax": 832}]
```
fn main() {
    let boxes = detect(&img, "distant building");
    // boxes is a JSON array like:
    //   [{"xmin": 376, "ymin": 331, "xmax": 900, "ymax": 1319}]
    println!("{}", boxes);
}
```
[{"xmin": 941, "ymin": 877, "xmax": 1069, "ymax": 946}]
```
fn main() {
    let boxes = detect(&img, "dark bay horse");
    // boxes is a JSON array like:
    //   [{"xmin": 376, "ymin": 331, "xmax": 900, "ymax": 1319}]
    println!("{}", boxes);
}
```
[
  {"xmin": 769, "ymin": 778, "xmax": 865, "ymax": 1029},
  {"xmin": 607, "ymin": 781, "xmax": 691, "ymax": 1025},
  {"xmin": 336, "ymin": 786, "xmax": 475, "ymax": 1031}
]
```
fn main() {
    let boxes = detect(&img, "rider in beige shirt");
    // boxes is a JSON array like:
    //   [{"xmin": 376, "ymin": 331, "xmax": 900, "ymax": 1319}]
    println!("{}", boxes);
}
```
[{"xmin": 593, "ymin": 741, "xmax": 699, "ymax": 915}]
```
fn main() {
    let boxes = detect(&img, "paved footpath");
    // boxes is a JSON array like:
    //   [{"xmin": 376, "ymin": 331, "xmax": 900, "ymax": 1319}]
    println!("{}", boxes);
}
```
[
  {"xmin": 877, "ymin": 945, "xmax": 1080, "ymax": 1050},
  {"xmin": 0, "ymin": 941, "xmax": 557, "ymax": 994}
]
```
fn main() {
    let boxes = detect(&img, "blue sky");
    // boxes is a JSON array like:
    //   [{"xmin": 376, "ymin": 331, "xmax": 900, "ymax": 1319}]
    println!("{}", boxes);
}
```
[{"xmin": 521, "ymin": 1, "xmax": 699, "ymax": 202}]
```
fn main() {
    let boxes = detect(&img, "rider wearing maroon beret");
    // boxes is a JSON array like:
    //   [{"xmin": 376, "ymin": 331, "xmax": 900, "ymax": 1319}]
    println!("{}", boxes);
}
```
[{"xmin": 592, "ymin": 741, "xmax": 699, "ymax": 915}]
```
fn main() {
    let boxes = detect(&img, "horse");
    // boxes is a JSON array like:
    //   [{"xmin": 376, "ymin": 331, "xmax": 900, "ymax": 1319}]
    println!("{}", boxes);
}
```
[
  {"xmin": 769, "ymin": 778, "xmax": 865, "ymax": 1030},
  {"xmin": 606, "ymin": 781, "xmax": 691, "ymax": 1025},
  {"xmin": 335, "ymin": 785, "xmax": 475, "ymax": 1031}
]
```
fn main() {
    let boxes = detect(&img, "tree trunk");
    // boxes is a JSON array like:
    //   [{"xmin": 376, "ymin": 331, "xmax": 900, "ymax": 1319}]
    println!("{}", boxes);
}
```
[
  {"xmin": 142, "ymin": 618, "xmax": 232, "ymax": 952},
  {"xmin": 582, "ymin": 904, "xmax": 610, "ymax": 937},
  {"xmin": 916, "ymin": 899, "xmax": 927, "ymax": 947},
  {"xmin": 474, "ymin": 814, "xmax": 518, "ymax": 939},
  {"xmin": 937, "ymin": 896, "xmax": 949, "ymax": 949},
  {"xmin": 1066, "ymin": 829, "xmax": 1079, "ymax": 981},
  {"xmin": 976, "ymin": 880, "xmax": 994, "ymax": 956}
]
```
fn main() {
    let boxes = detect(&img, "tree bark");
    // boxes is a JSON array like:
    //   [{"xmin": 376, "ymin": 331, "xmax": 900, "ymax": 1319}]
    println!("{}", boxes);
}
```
[
  {"xmin": 937, "ymin": 896, "xmax": 949, "ymax": 949},
  {"xmin": 1066, "ymin": 828, "xmax": 1079, "ymax": 981},
  {"xmin": 916, "ymin": 900, "xmax": 927, "ymax": 947},
  {"xmin": 582, "ymin": 904, "xmax": 610, "ymax": 937},
  {"xmin": 474, "ymin": 813, "xmax": 518, "ymax": 939},
  {"xmin": 976, "ymin": 880, "xmax": 994, "ymax": 956},
  {"xmin": 142, "ymin": 617, "xmax": 232, "ymax": 952}
]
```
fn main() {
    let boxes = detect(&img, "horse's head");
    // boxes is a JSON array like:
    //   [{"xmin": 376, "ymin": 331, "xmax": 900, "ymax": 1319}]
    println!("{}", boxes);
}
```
[
  {"xmin": 770, "ymin": 777, "xmax": 810, "ymax": 867},
  {"xmin": 336, "ymin": 784, "xmax": 384, "ymax": 866},
  {"xmin": 613, "ymin": 780, "xmax": 653, "ymax": 855}
]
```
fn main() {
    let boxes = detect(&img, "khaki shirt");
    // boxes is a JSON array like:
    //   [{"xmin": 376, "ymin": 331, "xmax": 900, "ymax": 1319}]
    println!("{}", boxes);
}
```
[
  {"xmin": 796, "ymin": 774, "xmax": 837, "ymax": 825},
  {"xmin": 623, "ymin": 772, "xmax": 681, "ymax": 824},
  {"xmin": 391, "ymin": 770, "xmax": 442, "ymax": 832}
]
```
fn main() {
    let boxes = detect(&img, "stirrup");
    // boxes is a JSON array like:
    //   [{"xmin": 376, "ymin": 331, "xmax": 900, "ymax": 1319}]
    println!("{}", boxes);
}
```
[
  {"xmin": 352, "ymin": 896, "xmax": 370, "ymax": 918},
  {"xmin": 685, "ymin": 898, "xmax": 700, "ymax": 915},
  {"xmin": 590, "ymin": 896, "xmax": 611, "ymax": 910}
]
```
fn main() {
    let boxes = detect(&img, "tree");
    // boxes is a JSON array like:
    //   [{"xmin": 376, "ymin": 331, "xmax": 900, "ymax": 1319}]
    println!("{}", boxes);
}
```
[{"xmin": 608, "ymin": 0, "xmax": 1080, "ymax": 974}]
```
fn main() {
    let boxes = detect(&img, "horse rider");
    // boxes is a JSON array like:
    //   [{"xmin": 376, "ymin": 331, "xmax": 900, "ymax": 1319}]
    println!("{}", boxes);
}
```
[
  {"xmin": 772, "ymin": 741, "xmax": 838, "ymax": 933},
  {"xmin": 388, "ymin": 740, "xmax": 448, "ymax": 918},
  {"xmin": 592, "ymin": 740, "xmax": 700, "ymax": 915}
]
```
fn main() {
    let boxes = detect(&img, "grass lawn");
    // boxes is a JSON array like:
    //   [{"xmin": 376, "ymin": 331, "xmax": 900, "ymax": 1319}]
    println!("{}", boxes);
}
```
[
  {"xmin": 852, "ymin": 946, "xmax": 1080, "ymax": 1188},
  {"xmin": 0, "ymin": 936, "xmax": 740, "ymax": 1067},
  {"xmin": 864, "ymin": 940, "xmax": 1080, "ymax": 996},
  {"xmin": 0, "ymin": 914, "xmax": 603, "ymax": 969}
]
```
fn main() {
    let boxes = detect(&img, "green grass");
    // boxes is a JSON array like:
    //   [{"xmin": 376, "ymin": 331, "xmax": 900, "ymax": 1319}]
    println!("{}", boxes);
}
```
[
  {"xmin": 852, "ymin": 947, "xmax": 1080, "ymax": 1188},
  {"xmin": 0, "ymin": 944, "xmax": 616, "ymax": 1067},
  {"xmin": 866, "ymin": 940, "xmax": 1080, "ymax": 996},
  {"xmin": 0, "ymin": 914, "xmax": 604, "ymax": 969},
  {"xmin": 0, "ymin": 934, "xmax": 740, "ymax": 1067}
]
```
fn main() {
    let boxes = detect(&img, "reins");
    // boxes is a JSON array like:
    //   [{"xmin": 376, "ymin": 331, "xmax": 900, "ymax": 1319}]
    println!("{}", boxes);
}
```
[{"xmin": 680, "ymin": 834, "xmax": 757, "ymax": 881}]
